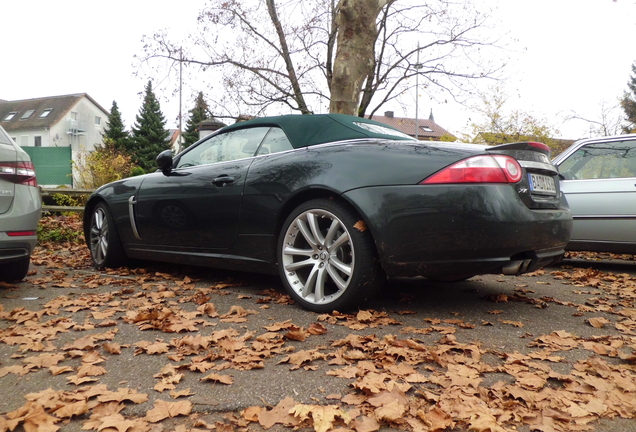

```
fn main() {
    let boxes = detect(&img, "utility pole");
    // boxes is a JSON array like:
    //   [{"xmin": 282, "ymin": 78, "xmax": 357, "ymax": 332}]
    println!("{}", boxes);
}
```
[
  {"xmin": 414, "ymin": 43, "xmax": 422, "ymax": 140},
  {"xmin": 178, "ymin": 47, "xmax": 183, "ymax": 153}
]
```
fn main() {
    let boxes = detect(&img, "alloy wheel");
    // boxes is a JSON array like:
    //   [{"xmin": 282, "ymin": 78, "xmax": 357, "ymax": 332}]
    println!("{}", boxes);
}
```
[
  {"xmin": 281, "ymin": 209, "xmax": 354, "ymax": 306},
  {"xmin": 90, "ymin": 206, "xmax": 109, "ymax": 265}
]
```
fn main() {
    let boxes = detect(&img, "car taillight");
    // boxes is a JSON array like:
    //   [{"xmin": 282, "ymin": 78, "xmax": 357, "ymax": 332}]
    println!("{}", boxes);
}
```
[
  {"xmin": 0, "ymin": 161, "xmax": 38, "ymax": 187},
  {"xmin": 421, "ymin": 155, "xmax": 523, "ymax": 184},
  {"xmin": 7, "ymin": 231, "xmax": 37, "ymax": 237}
]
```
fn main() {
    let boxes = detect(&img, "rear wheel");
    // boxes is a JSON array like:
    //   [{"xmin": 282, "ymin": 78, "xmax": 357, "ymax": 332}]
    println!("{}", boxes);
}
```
[
  {"xmin": 0, "ymin": 257, "xmax": 30, "ymax": 282},
  {"xmin": 278, "ymin": 199, "xmax": 384, "ymax": 312},
  {"xmin": 88, "ymin": 202, "xmax": 128, "ymax": 269}
]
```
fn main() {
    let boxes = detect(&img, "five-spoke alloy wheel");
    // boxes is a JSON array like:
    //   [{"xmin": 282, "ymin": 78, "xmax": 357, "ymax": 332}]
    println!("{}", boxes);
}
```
[
  {"xmin": 88, "ymin": 202, "xmax": 127, "ymax": 268},
  {"xmin": 278, "ymin": 199, "xmax": 384, "ymax": 312}
]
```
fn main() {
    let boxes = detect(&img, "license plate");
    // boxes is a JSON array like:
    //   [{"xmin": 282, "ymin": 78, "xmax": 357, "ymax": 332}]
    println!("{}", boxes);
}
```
[{"xmin": 528, "ymin": 173, "xmax": 556, "ymax": 195}]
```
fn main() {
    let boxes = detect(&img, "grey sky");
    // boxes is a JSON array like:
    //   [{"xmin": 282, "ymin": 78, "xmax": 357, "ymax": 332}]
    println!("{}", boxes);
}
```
[{"xmin": 1, "ymin": 0, "xmax": 634, "ymax": 140}]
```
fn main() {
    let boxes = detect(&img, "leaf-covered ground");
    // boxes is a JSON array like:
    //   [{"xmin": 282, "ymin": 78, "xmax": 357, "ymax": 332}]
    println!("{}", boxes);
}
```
[{"xmin": 0, "ymin": 215, "xmax": 635, "ymax": 432}]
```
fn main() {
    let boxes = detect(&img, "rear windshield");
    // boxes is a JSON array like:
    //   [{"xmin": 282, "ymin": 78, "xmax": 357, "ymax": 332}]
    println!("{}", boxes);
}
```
[
  {"xmin": 0, "ymin": 127, "xmax": 14, "ymax": 147},
  {"xmin": 353, "ymin": 121, "xmax": 415, "ymax": 140}
]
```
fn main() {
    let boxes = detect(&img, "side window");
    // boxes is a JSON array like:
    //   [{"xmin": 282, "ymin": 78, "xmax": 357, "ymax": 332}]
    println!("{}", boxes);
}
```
[
  {"xmin": 176, "ymin": 127, "xmax": 270, "ymax": 168},
  {"xmin": 559, "ymin": 140, "xmax": 636, "ymax": 180},
  {"xmin": 256, "ymin": 127, "xmax": 294, "ymax": 156}
]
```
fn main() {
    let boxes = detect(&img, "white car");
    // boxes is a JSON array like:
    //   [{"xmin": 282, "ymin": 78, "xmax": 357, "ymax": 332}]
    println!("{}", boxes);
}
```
[
  {"xmin": 0, "ymin": 125, "xmax": 41, "ymax": 281},
  {"xmin": 553, "ymin": 133, "xmax": 636, "ymax": 254}
]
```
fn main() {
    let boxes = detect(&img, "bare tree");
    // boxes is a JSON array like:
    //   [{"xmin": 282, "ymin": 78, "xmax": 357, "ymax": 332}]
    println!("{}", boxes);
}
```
[
  {"xmin": 137, "ymin": 0, "xmax": 504, "ymax": 118},
  {"xmin": 463, "ymin": 85, "xmax": 566, "ymax": 153},
  {"xmin": 566, "ymin": 99, "xmax": 624, "ymax": 138},
  {"xmin": 329, "ymin": 0, "xmax": 394, "ymax": 115}
]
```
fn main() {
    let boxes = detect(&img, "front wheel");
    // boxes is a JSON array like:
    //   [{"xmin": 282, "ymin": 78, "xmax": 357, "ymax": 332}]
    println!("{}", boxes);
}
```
[
  {"xmin": 88, "ymin": 202, "xmax": 128, "ymax": 269},
  {"xmin": 278, "ymin": 199, "xmax": 384, "ymax": 313}
]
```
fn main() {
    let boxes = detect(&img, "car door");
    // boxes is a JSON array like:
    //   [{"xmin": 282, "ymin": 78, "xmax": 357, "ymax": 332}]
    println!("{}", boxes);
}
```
[
  {"xmin": 556, "ymin": 138, "xmax": 636, "ymax": 244},
  {"xmin": 134, "ymin": 126, "xmax": 270, "ymax": 250}
]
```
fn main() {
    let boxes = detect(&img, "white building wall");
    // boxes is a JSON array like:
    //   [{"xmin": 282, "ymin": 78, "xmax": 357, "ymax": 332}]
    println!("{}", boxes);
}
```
[
  {"xmin": 8, "ymin": 127, "xmax": 48, "ymax": 146},
  {"xmin": 8, "ymin": 96, "xmax": 107, "ymax": 151},
  {"xmin": 66, "ymin": 97, "xmax": 106, "ymax": 153}
]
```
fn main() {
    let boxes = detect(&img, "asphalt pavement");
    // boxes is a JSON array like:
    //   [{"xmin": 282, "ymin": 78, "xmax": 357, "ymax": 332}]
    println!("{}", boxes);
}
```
[{"xmin": 1, "ymin": 250, "xmax": 635, "ymax": 432}]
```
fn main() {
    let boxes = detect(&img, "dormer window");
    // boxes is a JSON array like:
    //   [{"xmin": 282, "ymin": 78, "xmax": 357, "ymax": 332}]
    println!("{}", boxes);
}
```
[
  {"xmin": 21, "ymin": 109, "xmax": 35, "ymax": 120},
  {"xmin": 39, "ymin": 109, "xmax": 53, "ymax": 118},
  {"xmin": 3, "ymin": 112, "xmax": 17, "ymax": 121}
]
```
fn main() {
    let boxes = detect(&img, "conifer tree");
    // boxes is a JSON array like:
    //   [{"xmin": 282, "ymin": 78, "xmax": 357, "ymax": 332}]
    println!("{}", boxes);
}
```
[
  {"xmin": 183, "ymin": 92, "xmax": 211, "ymax": 149},
  {"xmin": 621, "ymin": 61, "xmax": 636, "ymax": 133},
  {"xmin": 103, "ymin": 101, "xmax": 131, "ymax": 153},
  {"xmin": 131, "ymin": 81, "xmax": 170, "ymax": 172}
]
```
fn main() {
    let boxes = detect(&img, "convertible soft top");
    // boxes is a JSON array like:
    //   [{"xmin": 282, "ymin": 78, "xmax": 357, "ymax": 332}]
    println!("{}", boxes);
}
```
[{"xmin": 216, "ymin": 113, "xmax": 416, "ymax": 148}]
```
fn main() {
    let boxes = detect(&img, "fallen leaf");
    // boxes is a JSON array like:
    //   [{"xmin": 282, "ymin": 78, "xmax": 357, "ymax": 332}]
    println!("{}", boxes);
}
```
[
  {"xmin": 200, "ymin": 373, "xmax": 234, "ymax": 385},
  {"xmin": 145, "ymin": 399, "xmax": 193, "ymax": 423}
]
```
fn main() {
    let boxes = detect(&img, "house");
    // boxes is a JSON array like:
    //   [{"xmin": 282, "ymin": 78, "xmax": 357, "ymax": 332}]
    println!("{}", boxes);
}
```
[
  {"xmin": 0, "ymin": 93, "xmax": 109, "ymax": 186},
  {"xmin": 0, "ymin": 93, "xmax": 109, "ymax": 150},
  {"xmin": 371, "ymin": 110, "xmax": 456, "ymax": 141},
  {"xmin": 167, "ymin": 129, "xmax": 183, "ymax": 153},
  {"xmin": 198, "ymin": 117, "xmax": 227, "ymax": 140}
]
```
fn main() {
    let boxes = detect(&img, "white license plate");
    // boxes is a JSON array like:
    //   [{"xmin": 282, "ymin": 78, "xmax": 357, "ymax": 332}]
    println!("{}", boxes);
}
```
[{"xmin": 528, "ymin": 173, "xmax": 556, "ymax": 195}]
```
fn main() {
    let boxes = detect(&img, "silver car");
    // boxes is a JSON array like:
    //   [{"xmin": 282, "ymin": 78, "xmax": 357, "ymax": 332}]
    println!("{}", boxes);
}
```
[
  {"xmin": 553, "ymin": 134, "xmax": 636, "ymax": 254},
  {"xmin": 0, "ymin": 125, "xmax": 41, "ymax": 281}
]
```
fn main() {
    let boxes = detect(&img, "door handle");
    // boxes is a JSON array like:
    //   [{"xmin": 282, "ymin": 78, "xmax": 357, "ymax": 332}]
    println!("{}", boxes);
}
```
[{"xmin": 212, "ymin": 176, "xmax": 236, "ymax": 186}]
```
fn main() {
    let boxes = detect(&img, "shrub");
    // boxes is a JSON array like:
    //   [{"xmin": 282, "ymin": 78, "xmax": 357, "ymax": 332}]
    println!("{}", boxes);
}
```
[
  {"xmin": 74, "ymin": 138, "xmax": 139, "ymax": 189},
  {"xmin": 37, "ymin": 214, "xmax": 84, "ymax": 245}
]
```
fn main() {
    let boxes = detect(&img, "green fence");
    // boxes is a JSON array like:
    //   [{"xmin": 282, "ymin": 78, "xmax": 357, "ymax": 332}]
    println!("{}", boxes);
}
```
[{"xmin": 21, "ymin": 147, "xmax": 73, "ymax": 186}]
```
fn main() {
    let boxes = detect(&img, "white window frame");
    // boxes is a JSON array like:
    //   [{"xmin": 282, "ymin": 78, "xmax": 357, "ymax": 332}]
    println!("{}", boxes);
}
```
[{"xmin": 3, "ymin": 112, "xmax": 17, "ymax": 121}]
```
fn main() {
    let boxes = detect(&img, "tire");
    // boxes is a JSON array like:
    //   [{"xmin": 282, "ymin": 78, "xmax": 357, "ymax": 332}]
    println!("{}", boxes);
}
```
[
  {"xmin": 88, "ymin": 202, "xmax": 128, "ymax": 269},
  {"xmin": 278, "ymin": 198, "xmax": 384, "ymax": 313},
  {"xmin": 0, "ymin": 256, "xmax": 30, "ymax": 282}
]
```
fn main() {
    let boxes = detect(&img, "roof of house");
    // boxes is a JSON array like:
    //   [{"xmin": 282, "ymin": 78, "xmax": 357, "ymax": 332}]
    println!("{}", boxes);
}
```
[
  {"xmin": 0, "ymin": 93, "xmax": 109, "ymax": 132},
  {"xmin": 371, "ymin": 112, "xmax": 455, "ymax": 140},
  {"xmin": 167, "ymin": 129, "xmax": 181, "ymax": 147}
]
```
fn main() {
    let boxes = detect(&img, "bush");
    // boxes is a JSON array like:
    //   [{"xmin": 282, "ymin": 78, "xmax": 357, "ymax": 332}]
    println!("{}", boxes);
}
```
[
  {"xmin": 51, "ymin": 192, "xmax": 85, "ymax": 208},
  {"xmin": 37, "ymin": 214, "xmax": 84, "ymax": 245},
  {"xmin": 74, "ymin": 138, "xmax": 139, "ymax": 189}
]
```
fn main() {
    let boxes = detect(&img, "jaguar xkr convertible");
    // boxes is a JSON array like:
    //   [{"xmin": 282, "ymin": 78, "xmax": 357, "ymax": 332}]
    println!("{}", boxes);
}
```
[{"xmin": 84, "ymin": 114, "xmax": 572, "ymax": 312}]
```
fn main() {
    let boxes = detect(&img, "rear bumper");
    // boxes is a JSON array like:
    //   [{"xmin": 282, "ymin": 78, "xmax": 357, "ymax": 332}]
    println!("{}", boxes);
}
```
[
  {"xmin": 0, "ymin": 184, "xmax": 40, "ymax": 263},
  {"xmin": 343, "ymin": 184, "xmax": 572, "ymax": 278},
  {"xmin": 0, "ymin": 241, "xmax": 34, "ymax": 263}
]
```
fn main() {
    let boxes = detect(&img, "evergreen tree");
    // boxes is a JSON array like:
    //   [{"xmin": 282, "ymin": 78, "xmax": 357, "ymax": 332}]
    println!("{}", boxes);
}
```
[
  {"xmin": 183, "ymin": 92, "xmax": 211, "ymax": 149},
  {"xmin": 131, "ymin": 81, "xmax": 170, "ymax": 172},
  {"xmin": 621, "ymin": 61, "xmax": 636, "ymax": 133},
  {"xmin": 102, "ymin": 101, "xmax": 131, "ymax": 153}
]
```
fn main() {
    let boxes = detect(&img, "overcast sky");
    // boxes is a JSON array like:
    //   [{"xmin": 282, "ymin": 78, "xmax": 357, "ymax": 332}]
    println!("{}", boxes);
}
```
[{"xmin": 1, "ymin": 0, "xmax": 635, "ymax": 140}]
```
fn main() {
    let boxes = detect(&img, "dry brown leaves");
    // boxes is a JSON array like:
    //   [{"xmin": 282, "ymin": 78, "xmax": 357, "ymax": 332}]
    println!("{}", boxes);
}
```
[{"xmin": 1, "ymin": 231, "xmax": 636, "ymax": 431}]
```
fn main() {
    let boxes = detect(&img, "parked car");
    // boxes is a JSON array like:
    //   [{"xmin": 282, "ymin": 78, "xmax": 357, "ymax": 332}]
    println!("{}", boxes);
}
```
[
  {"xmin": 83, "ymin": 114, "xmax": 572, "ymax": 312},
  {"xmin": 0, "ymin": 125, "xmax": 41, "ymax": 282},
  {"xmin": 553, "ymin": 133, "xmax": 636, "ymax": 254}
]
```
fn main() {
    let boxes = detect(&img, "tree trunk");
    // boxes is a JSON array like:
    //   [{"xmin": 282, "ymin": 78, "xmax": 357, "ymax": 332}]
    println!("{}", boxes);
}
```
[{"xmin": 329, "ymin": 0, "xmax": 390, "ymax": 115}]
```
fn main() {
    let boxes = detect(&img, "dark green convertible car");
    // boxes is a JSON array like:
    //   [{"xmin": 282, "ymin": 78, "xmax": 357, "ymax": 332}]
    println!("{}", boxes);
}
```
[{"xmin": 84, "ymin": 114, "xmax": 572, "ymax": 312}]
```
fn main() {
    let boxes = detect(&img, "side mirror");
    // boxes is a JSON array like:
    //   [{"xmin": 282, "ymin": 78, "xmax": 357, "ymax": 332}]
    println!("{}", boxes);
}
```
[{"xmin": 156, "ymin": 150, "xmax": 173, "ymax": 175}]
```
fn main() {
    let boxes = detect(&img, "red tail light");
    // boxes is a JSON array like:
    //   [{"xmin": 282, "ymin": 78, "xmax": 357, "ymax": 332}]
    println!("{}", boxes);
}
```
[
  {"xmin": 0, "ymin": 161, "xmax": 38, "ymax": 187},
  {"xmin": 421, "ymin": 155, "xmax": 522, "ymax": 184},
  {"xmin": 7, "ymin": 231, "xmax": 37, "ymax": 237}
]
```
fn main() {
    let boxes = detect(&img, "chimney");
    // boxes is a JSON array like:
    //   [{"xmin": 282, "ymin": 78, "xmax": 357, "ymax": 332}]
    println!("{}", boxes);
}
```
[{"xmin": 384, "ymin": 111, "xmax": 394, "ymax": 118}]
